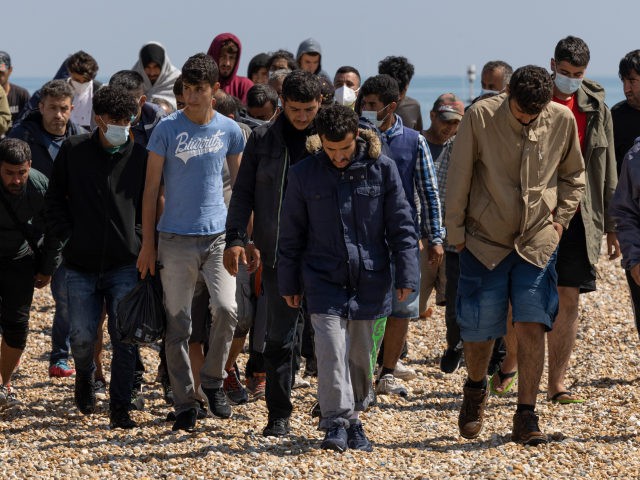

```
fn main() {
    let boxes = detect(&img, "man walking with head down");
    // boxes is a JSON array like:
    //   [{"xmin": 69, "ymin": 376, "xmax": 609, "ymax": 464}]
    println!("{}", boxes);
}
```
[{"xmin": 446, "ymin": 65, "xmax": 585, "ymax": 445}]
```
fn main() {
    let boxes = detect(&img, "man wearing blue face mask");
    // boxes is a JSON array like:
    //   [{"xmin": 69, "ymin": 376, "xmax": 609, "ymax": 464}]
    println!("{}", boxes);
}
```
[
  {"xmin": 491, "ymin": 36, "xmax": 619, "ymax": 406},
  {"xmin": 359, "ymin": 74, "xmax": 444, "ymax": 395},
  {"xmin": 45, "ymin": 85, "xmax": 147, "ymax": 429}
]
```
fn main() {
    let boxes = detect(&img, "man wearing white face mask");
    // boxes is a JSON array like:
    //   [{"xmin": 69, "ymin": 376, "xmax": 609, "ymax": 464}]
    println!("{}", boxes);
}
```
[
  {"xmin": 45, "ymin": 86, "xmax": 148, "ymax": 429},
  {"xmin": 491, "ymin": 36, "xmax": 619, "ymax": 405},
  {"xmin": 334, "ymin": 66, "xmax": 361, "ymax": 108}
]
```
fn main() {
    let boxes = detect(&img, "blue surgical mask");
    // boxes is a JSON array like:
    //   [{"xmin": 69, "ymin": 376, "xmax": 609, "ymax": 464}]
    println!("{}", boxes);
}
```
[
  {"xmin": 99, "ymin": 116, "xmax": 130, "ymax": 147},
  {"xmin": 361, "ymin": 105, "xmax": 390, "ymax": 129},
  {"xmin": 554, "ymin": 72, "xmax": 583, "ymax": 95}
]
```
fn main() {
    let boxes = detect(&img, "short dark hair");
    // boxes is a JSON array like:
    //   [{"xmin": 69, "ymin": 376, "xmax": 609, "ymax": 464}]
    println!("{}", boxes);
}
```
[
  {"xmin": 109, "ymin": 70, "xmax": 144, "ymax": 93},
  {"xmin": 481, "ymin": 60, "xmax": 513, "ymax": 84},
  {"xmin": 619, "ymin": 49, "xmax": 640, "ymax": 80},
  {"xmin": 267, "ymin": 50, "xmax": 297, "ymax": 71},
  {"xmin": 247, "ymin": 53, "xmax": 270, "ymax": 79},
  {"xmin": 378, "ymin": 56, "xmax": 414, "ymax": 92},
  {"xmin": 282, "ymin": 70, "xmax": 322, "ymax": 103},
  {"xmin": 40, "ymin": 79, "xmax": 74, "ymax": 102},
  {"xmin": 173, "ymin": 75, "xmax": 183, "ymax": 96},
  {"xmin": 66, "ymin": 51, "xmax": 99, "ymax": 81},
  {"xmin": 316, "ymin": 104, "xmax": 359, "ymax": 142},
  {"xmin": 335, "ymin": 65, "xmax": 361, "ymax": 81},
  {"xmin": 247, "ymin": 84, "xmax": 278, "ymax": 110},
  {"xmin": 214, "ymin": 90, "xmax": 239, "ymax": 117},
  {"xmin": 0, "ymin": 138, "xmax": 31, "ymax": 165},
  {"xmin": 554, "ymin": 36, "xmax": 590, "ymax": 67},
  {"xmin": 508, "ymin": 65, "xmax": 553, "ymax": 115},
  {"xmin": 360, "ymin": 74, "xmax": 400, "ymax": 106},
  {"xmin": 183, "ymin": 53, "xmax": 219, "ymax": 86},
  {"xmin": 92, "ymin": 85, "xmax": 138, "ymax": 121}
]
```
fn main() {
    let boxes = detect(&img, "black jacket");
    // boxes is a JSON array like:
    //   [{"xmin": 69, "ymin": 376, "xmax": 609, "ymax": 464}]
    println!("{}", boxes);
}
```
[
  {"xmin": 45, "ymin": 131, "xmax": 147, "ymax": 273},
  {"xmin": 7, "ymin": 110, "xmax": 87, "ymax": 178},
  {"xmin": 225, "ymin": 115, "xmax": 294, "ymax": 268}
]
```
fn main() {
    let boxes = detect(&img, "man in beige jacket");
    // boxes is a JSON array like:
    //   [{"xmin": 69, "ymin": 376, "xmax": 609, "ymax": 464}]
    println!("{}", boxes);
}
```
[{"xmin": 446, "ymin": 65, "xmax": 585, "ymax": 445}]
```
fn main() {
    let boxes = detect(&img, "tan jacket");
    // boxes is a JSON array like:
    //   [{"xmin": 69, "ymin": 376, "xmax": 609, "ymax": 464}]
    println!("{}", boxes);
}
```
[
  {"xmin": 446, "ymin": 94, "xmax": 585, "ymax": 269},
  {"xmin": 0, "ymin": 87, "xmax": 11, "ymax": 136}
]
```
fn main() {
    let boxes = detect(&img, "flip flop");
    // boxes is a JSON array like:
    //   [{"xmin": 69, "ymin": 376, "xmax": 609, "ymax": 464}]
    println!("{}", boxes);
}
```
[
  {"xmin": 549, "ymin": 391, "xmax": 585, "ymax": 404},
  {"xmin": 489, "ymin": 369, "xmax": 518, "ymax": 396}
]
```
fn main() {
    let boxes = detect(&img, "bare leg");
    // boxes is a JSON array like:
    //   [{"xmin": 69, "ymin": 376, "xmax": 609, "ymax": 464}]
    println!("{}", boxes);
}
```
[
  {"xmin": 0, "ymin": 340, "xmax": 23, "ymax": 386},
  {"xmin": 94, "ymin": 307, "xmax": 107, "ymax": 381},
  {"xmin": 514, "ymin": 322, "xmax": 546, "ymax": 406},
  {"xmin": 381, "ymin": 317, "xmax": 409, "ymax": 370},
  {"xmin": 464, "ymin": 340, "xmax": 494, "ymax": 382},
  {"xmin": 547, "ymin": 286, "xmax": 580, "ymax": 397},
  {"xmin": 224, "ymin": 336, "xmax": 247, "ymax": 371},
  {"xmin": 493, "ymin": 307, "xmax": 518, "ymax": 392}
]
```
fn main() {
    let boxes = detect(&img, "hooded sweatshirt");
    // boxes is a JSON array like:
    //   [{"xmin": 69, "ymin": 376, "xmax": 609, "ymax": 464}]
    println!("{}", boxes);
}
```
[
  {"xmin": 132, "ymin": 41, "xmax": 180, "ymax": 110},
  {"xmin": 295, "ymin": 38, "xmax": 330, "ymax": 81},
  {"xmin": 207, "ymin": 33, "xmax": 254, "ymax": 105}
]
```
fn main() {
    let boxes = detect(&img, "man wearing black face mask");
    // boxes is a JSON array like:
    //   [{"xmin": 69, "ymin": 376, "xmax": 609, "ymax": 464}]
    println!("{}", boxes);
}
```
[
  {"xmin": 446, "ymin": 65, "xmax": 585, "ymax": 445},
  {"xmin": 45, "ymin": 86, "xmax": 147, "ymax": 429}
]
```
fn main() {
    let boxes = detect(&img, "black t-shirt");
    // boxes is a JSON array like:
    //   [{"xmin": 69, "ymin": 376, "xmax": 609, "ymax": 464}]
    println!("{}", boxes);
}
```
[
  {"xmin": 7, "ymin": 83, "xmax": 30, "ymax": 124},
  {"xmin": 611, "ymin": 100, "xmax": 640, "ymax": 174},
  {"xmin": 426, "ymin": 140, "xmax": 444, "ymax": 162},
  {"xmin": 282, "ymin": 114, "xmax": 315, "ymax": 166}
]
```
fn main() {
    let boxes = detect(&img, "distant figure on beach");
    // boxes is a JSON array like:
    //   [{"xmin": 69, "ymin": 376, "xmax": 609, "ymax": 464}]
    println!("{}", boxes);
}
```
[{"xmin": 0, "ymin": 51, "xmax": 30, "ymax": 127}]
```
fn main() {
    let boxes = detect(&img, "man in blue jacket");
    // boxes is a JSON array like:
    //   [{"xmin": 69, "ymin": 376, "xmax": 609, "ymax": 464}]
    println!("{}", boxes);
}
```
[{"xmin": 278, "ymin": 104, "xmax": 419, "ymax": 452}]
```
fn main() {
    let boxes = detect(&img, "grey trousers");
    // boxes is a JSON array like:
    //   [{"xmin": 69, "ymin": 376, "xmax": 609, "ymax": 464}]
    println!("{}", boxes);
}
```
[
  {"xmin": 158, "ymin": 232, "xmax": 238, "ymax": 413},
  {"xmin": 311, "ymin": 313, "xmax": 385, "ymax": 430}
]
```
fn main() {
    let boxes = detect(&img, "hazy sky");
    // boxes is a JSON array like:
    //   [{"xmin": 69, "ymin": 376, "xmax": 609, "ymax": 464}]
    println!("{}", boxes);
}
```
[{"xmin": 3, "ymin": 1, "xmax": 638, "ymax": 80}]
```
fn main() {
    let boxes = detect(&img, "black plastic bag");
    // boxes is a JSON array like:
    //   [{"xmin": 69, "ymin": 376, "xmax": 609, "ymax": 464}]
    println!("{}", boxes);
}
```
[{"xmin": 116, "ymin": 274, "xmax": 166, "ymax": 344}]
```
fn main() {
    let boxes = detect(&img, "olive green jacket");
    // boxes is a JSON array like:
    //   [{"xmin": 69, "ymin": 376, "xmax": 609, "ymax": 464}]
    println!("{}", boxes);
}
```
[
  {"xmin": 0, "ymin": 87, "xmax": 11, "ymax": 136},
  {"xmin": 574, "ymin": 78, "xmax": 618, "ymax": 265}
]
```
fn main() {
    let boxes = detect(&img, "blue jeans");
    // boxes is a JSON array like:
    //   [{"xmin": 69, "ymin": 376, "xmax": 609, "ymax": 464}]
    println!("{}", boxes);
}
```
[
  {"xmin": 50, "ymin": 265, "xmax": 70, "ymax": 365},
  {"xmin": 66, "ymin": 264, "xmax": 138, "ymax": 408}
]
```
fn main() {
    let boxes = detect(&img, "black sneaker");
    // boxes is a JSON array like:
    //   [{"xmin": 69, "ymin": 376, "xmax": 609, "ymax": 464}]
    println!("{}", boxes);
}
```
[
  {"xmin": 321, "ymin": 426, "xmax": 348, "ymax": 452},
  {"xmin": 263, "ymin": 417, "xmax": 290, "ymax": 437},
  {"xmin": 201, "ymin": 386, "xmax": 232, "ymax": 418},
  {"xmin": 74, "ymin": 375, "xmax": 96, "ymax": 415},
  {"xmin": 440, "ymin": 347, "xmax": 463, "ymax": 374},
  {"xmin": 172, "ymin": 408, "xmax": 197, "ymax": 432},
  {"xmin": 110, "ymin": 406, "xmax": 137, "ymax": 429},
  {"xmin": 310, "ymin": 401, "xmax": 321, "ymax": 418},
  {"xmin": 347, "ymin": 421, "xmax": 373, "ymax": 452}
]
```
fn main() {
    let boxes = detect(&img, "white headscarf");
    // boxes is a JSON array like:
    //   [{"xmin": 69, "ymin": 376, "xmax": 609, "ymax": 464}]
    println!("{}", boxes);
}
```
[{"xmin": 132, "ymin": 41, "xmax": 180, "ymax": 110}]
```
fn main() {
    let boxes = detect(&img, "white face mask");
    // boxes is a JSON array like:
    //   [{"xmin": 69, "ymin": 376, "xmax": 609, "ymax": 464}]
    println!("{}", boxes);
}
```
[
  {"xmin": 554, "ymin": 71, "xmax": 583, "ymax": 95},
  {"xmin": 99, "ymin": 116, "xmax": 130, "ymax": 147},
  {"xmin": 70, "ymin": 78, "xmax": 91, "ymax": 94},
  {"xmin": 334, "ymin": 86, "xmax": 357, "ymax": 107}
]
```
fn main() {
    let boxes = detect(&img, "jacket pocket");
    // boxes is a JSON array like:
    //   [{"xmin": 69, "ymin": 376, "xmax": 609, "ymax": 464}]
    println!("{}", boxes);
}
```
[
  {"xmin": 362, "ymin": 255, "xmax": 388, "ymax": 271},
  {"xmin": 304, "ymin": 191, "xmax": 335, "ymax": 223}
]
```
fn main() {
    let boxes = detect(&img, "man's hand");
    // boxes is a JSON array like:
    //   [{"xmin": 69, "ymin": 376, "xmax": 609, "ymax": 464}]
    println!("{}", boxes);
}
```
[
  {"xmin": 428, "ymin": 244, "xmax": 444, "ymax": 265},
  {"xmin": 631, "ymin": 264, "xmax": 640, "ymax": 287},
  {"xmin": 552, "ymin": 222, "xmax": 564, "ymax": 241},
  {"xmin": 396, "ymin": 288, "xmax": 412, "ymax": 302},
  {"xmin": 455, "ymin": 242, "xmax": 465, "ymax": 253},
  {"xmin": 607, "ymin": 232, "xmax": 621, "ymax": 260},
  {"xmin": 136, "ymin": 244, "xmax": 157, "ymax": 279},
  {"xmin": 223, "ymin": 246, "xmax": 246, "ymax": 276},
  {"xmin": 418, "ymin": 239, "xmax": 424, "ymax": 252},
  {"xmin": 283, "ymin": 294, "xmax": 302, "ymax": 309},
  {"xmin": 245, "ymin": 243, "xmax": 261, "ymax": 273},
  {"xmin": 34, "ymin": 273, "xmax": 51, "ymax": 289}
]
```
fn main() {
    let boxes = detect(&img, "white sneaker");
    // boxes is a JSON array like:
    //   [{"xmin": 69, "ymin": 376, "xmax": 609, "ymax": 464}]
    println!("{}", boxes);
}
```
[
  {"xmin": 393, "ymin": 360, "xmax": 417, "ymax": 380},
  {"xmin": 375, "ymin": 374, "xmax": 408, "ymax": 397},
  {"xmin": 293, "ymin": 374, "xmax": 310, "ymax": 389}
]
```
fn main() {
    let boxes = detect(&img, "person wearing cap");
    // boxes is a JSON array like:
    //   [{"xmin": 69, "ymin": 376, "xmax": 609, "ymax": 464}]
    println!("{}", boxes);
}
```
[
  {"xmin": 418, "ymin": 94, "xmax": 464, "ymax": 371},
  {"xmin": 0, "ymin": 86, "xmax": 10, "ymax": 137},
  {"xmin": 296, "ymin": 38, "xmax": 330, "ymax": 81},
  {"xmin": 446, "ymin": 65, "xmax": 585, "ymax": 445},
  {"xmin": 0, "ymin": 52, "xmax": 29, "ymax": 128},
  {"xmin": 358, "ymin": 74, "xmax": 444, "ymax": 395}
]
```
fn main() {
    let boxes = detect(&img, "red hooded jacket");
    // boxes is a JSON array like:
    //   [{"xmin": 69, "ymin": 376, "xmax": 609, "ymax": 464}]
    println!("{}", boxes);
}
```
[{"xmin": 207, "ymin": 33, "xmax": 254, "ymax": 105}]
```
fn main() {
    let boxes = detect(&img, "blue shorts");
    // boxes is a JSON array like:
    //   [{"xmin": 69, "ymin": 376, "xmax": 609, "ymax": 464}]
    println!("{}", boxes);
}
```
[
  {"xmin": 391, "ymin": 249, "xmax": 420, "ymax": 319},
  {"xmin": 456, "ymin": 249, "xmax": 558, "ymax": 342}
]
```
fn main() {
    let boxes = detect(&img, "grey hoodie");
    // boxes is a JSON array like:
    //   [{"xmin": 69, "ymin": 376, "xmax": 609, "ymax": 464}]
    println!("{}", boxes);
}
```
[{"xmin": 296, "ymin": 38, "xmax": 330, "ymax": 80}]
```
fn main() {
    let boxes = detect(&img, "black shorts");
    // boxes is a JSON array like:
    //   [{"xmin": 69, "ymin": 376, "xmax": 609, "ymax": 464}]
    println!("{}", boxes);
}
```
[{"xmin": 555, "ymin": 211, "xmax": 596, "ymax": 293}]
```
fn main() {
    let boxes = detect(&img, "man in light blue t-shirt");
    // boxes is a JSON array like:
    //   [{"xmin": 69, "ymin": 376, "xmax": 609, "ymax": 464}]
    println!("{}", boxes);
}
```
[{"xmin": 137, "ymin": 53, "xmax": 244, "ymax": 432}]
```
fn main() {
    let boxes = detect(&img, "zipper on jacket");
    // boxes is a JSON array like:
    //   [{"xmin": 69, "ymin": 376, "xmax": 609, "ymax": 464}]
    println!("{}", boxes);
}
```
[
  {"xmin": 273, "ymin": 148, "xmax": 289, "ymax": 268},
  {"xmin": 99, "ymin": 158, "xmax": 112, "ymax": 275}
]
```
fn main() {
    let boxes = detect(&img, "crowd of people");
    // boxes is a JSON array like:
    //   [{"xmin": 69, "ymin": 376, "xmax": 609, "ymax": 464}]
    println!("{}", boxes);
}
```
[{"xmin": 1, "ymin": 33, "xmax": 640, "ymax": 452}]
